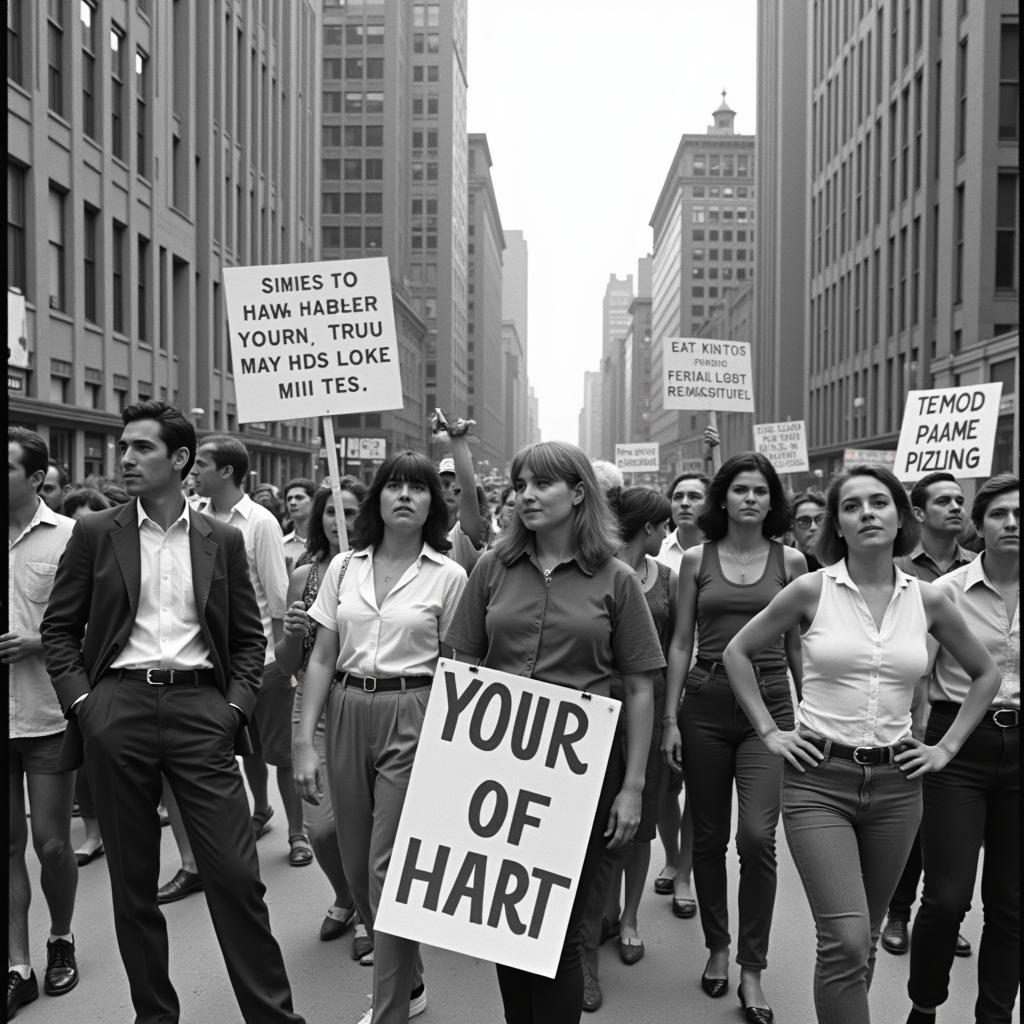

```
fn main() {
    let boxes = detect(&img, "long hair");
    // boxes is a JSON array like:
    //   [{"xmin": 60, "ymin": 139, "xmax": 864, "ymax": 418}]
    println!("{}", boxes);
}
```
[
  {"xmin": 697, "ymin": 452, "xmax": 792, "ymax": 541},
  {"xmin": 349, "ymin": 451, "xmax": 452, "ymax": 553},
  {"xmin": 607, "ymin": 486, "xmax": 671, "ymax": 543},
  {"xmin": 303, "ymin": 478, "xmax": 369, "ymax": 564},
  {"xmin": 816, "ymin": 465, "xmax": 919, "ymax": 564},
  {"xmin": 491, "ymin": 441, "xmax": 619, "ymax": 572}
]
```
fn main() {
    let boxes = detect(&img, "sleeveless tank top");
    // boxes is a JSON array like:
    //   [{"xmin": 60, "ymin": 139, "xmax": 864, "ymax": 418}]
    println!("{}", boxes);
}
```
[
  {"xmin": 696, "ymin": 541, "xmax": 789, "ymax": 666},
  {"xmin": 644, "ymin": 559, "xmax": 673, "ymax": 652},
  {"xmin": 799, "ymin": 560, "xmax": 929, "ymax": 747}
]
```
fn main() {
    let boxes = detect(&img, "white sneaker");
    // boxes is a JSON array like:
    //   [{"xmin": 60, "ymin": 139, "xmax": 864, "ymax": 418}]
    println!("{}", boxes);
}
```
[
  {"xmin": 354, "ymin": 985, "xmax": 426, "ymax": 1024},
  {"xmin": 360, "ymin": 949, "xmax": 374, "ymax": 966}
]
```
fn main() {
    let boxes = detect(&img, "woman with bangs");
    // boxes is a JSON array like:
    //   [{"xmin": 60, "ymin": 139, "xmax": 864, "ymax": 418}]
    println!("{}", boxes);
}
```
[
  {"xmin": 278, "ymin": 479, "xmax": 365, "ymax": 948},
  {"xmin": 294, "ymin": 453, "xmax": 468, "ymax": 1024},
  {"xmin": 444, "ymin": 441, "xmax": 664, "ymax": 1024},
  {"xmin": 722, "ymin": 465, "xmax": 999, "ymax": 1024},
  {"xmin": 662, "ymin": 452, "xmax": 807, "ymax": 1023}
]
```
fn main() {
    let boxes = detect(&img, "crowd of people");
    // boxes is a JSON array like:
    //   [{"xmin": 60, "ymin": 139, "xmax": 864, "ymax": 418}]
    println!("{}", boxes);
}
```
[{"xmin": 6, "ymin": 400, "xmax": 1018, "ymax": 1024}]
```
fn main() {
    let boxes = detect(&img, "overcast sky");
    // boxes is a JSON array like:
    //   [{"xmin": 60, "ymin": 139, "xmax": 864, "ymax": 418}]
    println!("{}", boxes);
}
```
[{"xmin": 466, "ymin": 0, "xmax": 758, "ymax": 445}]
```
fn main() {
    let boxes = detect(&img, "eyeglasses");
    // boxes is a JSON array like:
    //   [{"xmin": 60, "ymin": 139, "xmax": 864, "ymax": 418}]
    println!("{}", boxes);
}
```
[{"xmin": 794, "ymin": 514, "xmax": 825, "ymax": 529}]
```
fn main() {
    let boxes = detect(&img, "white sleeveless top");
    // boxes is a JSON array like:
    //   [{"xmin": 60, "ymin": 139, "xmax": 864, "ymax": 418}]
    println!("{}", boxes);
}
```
[{"xmin": 798, "ymin": 560, "xmax": 929, "ymax": 747}]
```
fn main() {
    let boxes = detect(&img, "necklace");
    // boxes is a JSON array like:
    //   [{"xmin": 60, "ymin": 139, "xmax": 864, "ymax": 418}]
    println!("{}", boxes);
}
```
[
  {"xmin": 638, "ymin": 556, "xmax": 649, "ymax": 586},
  {"xmin": 721, "ymin": 543, "xmax": 766, "ymax": 566}
]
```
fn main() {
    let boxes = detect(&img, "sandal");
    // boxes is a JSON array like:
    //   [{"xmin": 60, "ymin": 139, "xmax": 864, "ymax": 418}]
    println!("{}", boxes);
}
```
[
  {"xmin": 672, "ymin": 896, "xmax": 698, "ymax": 919},
  {"xmin": 288, "ymin": 833, "xmax": 313, "ymax": 867},
  {"xmin": 251, "ymin": 806, "xmax": 274, "ymax": 840},
  {"xmin": 654, "ymin": 870, "xmax": 676, "ymax": 895}
]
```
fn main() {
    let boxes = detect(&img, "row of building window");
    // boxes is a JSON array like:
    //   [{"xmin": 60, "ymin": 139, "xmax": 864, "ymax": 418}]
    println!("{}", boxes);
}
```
[
  {"xmin": 323, "ymin": 23, "xmax": 385, "ymax": 46},
  {"xmin": 692, "ymin": 206, "xmax": 754, "ymax": 223},
  {"xmin": 323, "ymin": 90, "xmax": 385, "ymax": 114},
  {"xmin": 693, "ymin": 185, "xmax": 751, "ymax": 198},
  {"xmin": 323, "ymin": 226, "xmax": 383, "ymax": 250},
  {"xmin": 693, "ymin": 229, "xmax": 752, "ymax": 242},
  {"xmin": 691, "ymin": 153, "xmax": 751, "ymax": 177},
  {"xmin": 323, "ymin": 157, "xmax": 384, "ymax": 180},
  {"xmin": 691, "ymin": 267, "xmax": 747, "ymax": 281},
  {"xmin": 321, "ymin": 191, "xmax": 384, "ymax": 214},
  {"xmin": 691, "ymin": 248, "xmax": 753, "ymax": 262},
  {"xmin": 323, "ymin": 124, "xmax": 385, "ymax": 148}
]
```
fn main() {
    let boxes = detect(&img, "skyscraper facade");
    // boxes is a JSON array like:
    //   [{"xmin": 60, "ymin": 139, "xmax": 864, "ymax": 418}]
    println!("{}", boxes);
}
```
[
  {"xmin": 649, "ymin": 99, "xmax": 756, "ymax": 478},
  {"xmin": 600, "ymin": 273, "xmax": 634, "ymax": 461},
  {"xmin": 621, "ymin": 257, "xmax": 653, "ymax": 445},
  {"xmin": 7, "ymin": 0, "xmax": 321, "ymax": 483}
]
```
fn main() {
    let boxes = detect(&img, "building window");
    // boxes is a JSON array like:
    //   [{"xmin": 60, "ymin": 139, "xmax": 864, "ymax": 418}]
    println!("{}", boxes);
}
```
[
  {"xmin": 323, "ymin": 192, "xmax": 342, "ymax": 215},
  {"xmin": 137, "ymin": 236, "xmax": 149, "ymax": 342},
  {"xmin": 345, "ymin": 57, "xmax": 363, "ymax": 79},
  {"xmin": 343, "ymin": 158, "xmax": 362, "ymax": 179},
  {"xmin": 136, "ymin": 50, "xmax": 149, "ymax": 174},
  {"xmin": 366, "ymin": 57, "xmax": 383, "ymax": 78},
  {"xmin": 365, "ymin": 192, "xmax": 383, "ymax": 214},
  {"xmin": 322, "ymin": 226, "xmax": 340, "ymax": 249},
  {"xmin": 83, "ymin": 203, "xmax": 99, "ymax": 323},
  {"xmin": 995, "ymin": 173, "xmax": 1018, "ymax": 289},
  {"xmin": 343, "ymin": 226, "xmax": 361, "ymax": 248},
  {"xmin": 365, "ymin": 91, "xmax": 383, "ymax": 113},
  {"xmin": 7, "ymin": 0, "xmax": 24, "ymax": 86},
  {"xmin": 365, "ymin": 125, "xmax": 383, "ymax": 147},
  {"xmin": 111, "ymin": 25, "xmax": 126, "ymax": 160},
  {"xmin": 954, "ymin": 185, "xmax": 965, "ymax": 302},
  {"xmin": 112, "ymin": 220, "xmax": 126, "ymax": 333},
  {"xmin": 323, "ymin": 58, "xmax": 342, "ymax": 79},
  {"xmin": 48, "ymin": 0, "xmax": 66, "ymax": 115},
  {"xmin": 323, "ymin": 91, "xmax": 342, "ymax": 112},
  {"xmin": 322, "ymin": 158, "xmax": 341, "ymax": 179},
  {"xmin": 999, "ymin": 23, "xmax": 1019, "ymax": 140},
  {"xmin": 365, "ymin": 227, "xmax": 382, "ymax": 249},
  {"xmin": 956, "ymin": 38, "xmax": 968, "ymax": 158},
  {"xmin": 7, "ymin": 162, "xmax": 27, "ymax": 291},
  {"xmin": 326, "ymin": 125, "xmax": 344, "ymax": 147},
  {"xmin": 81, "ymin": 1, "xmax": 97, "ymax": 137},
  {"xmin": 48, "ymin": 186, "xmax": 67, "ymax": 311}
]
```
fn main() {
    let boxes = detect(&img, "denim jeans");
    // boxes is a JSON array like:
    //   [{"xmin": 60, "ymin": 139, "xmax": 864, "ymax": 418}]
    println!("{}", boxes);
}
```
[
  {"xmin": 679, "ymin": 663, "xmax": 793, "ymax": 969},
  {"xmin": 909, "ymin": 703, "xmax": 1020, "ymax": 1024},
  {"xmin": 782, "ymin": 754, "xmax": 921, "ymax": 1024}
]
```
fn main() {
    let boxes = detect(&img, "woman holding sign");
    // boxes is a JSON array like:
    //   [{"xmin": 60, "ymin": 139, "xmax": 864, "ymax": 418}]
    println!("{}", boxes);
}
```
[
  {"xmin": 722, "ymin": 465, "xmax": 1000, "ymax": 1024},
  {"xmin": 293, "ymin": 453, "xmax": 467, "ymax": 1024},
  {"xmin": 661, "ymin": 452, "xmax": 806, "ymax": 1022},
  {"xmin": 445, "ymin": 440, "xmax": 664, "ymax": 1024}
]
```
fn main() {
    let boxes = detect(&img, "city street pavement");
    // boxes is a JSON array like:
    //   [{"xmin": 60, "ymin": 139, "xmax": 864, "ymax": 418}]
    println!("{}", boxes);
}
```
[{"xmin": 25, "ymin": 773, "xmax": 1015, "ymax": 1024}]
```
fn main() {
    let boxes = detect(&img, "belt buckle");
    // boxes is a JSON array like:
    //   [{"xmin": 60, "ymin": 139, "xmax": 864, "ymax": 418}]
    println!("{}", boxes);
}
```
[
  {"xmin": 362, "ymin": 676, "xmax": 377, "ymax": 693},
  {"xmin": 852, "ymin": 746, "xmax": 875, "ymax": 765},
  {"xmin": 992, "ymin": 708, "xmax": 1019, "ymax": 728},
  {"xmin": 145, "ymin": 668, "xmax": 166, "ymax": 686}
]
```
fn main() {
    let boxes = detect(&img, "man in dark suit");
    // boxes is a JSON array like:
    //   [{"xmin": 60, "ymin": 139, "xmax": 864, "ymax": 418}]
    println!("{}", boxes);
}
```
[{"xmin": 40, "ymin": 400, "xmax": 305, "ymax": 1024}]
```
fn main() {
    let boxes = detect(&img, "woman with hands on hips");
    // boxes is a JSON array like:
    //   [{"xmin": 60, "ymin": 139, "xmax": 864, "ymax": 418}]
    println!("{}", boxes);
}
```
[{"xmin": 722, "ymin": 465, "xmax": 1000, "ymax": 1024}]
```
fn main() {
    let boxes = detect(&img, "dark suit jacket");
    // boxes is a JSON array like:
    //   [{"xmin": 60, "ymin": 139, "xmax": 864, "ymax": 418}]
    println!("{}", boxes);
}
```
[{"xmin": 41, "ymin": 499, "xmax": 266, "ymax": 764}]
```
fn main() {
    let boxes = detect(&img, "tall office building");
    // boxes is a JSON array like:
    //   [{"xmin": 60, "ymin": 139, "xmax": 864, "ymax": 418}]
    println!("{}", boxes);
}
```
[
  {"xmin": 7, "ymin": 0, "xmax": 321, "ymax": 484},
  {"xmin": 599, "ymin": 273, "xmax": 634, "ymax": 461},
  {"xmin": 501, "ymin": 229, "xmax": 531, "ymax": 467},
  {"xmin": 466, "ymin": 133, "xmax": 506, "ymax": 473},
  {"xmin": 760, "ymin": 0, "xmax": 1019, "ymax": 476},
  {"xmin": 320, "ymin": 0, "xmax": 469, "ymax": 461},
  {"xmin": 649, "ymin": 98, "xmax": 756, "ymax": 478},
  {"xmin": 620, "ymin": 257, "xmax": 653, "ymax": 444},
  {"xmin": 578, "ymin": 369, "xmax": 603, "ymax": 458}
]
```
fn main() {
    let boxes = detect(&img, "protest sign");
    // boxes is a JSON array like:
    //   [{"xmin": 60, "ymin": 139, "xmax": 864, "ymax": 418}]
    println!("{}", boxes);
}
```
[
  {"xmin": 615, "ymin": 443, "xmax": 660, "ymax": 473},
  {"xmin": 894, "ymin": 383, "xmax": 1003, "ymax": 481},
  {"xmin": 843, "ymin": 448, "xmax": 897, "ymax": 469},
  {"xmin": 375, "ymin": 660, "xmax": 620, "ymax": 978},
  {"xmin": 222, "ymin": 257, "xmax": 403, "ymax": 424},
  {"xmin": 753, "ymin": 421, "xmax": 809, "ymax": 473},
  {"xmin": 663, "ymin": 337, "xmax": 754, "ymax": 413}
]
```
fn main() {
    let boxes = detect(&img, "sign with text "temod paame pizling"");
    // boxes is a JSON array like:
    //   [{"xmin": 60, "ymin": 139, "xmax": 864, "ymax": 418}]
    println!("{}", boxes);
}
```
[
  {"xmin": 375, "ymin": 660, "xmax": 620, "ymax": 978},
  {"xmin": 222, "ymin": 258, "xmax": 403, "ymax": 423}
]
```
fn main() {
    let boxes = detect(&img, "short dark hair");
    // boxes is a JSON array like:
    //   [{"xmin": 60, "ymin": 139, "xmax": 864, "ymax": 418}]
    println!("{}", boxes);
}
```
[
  {"xmin": 199, "ymin": 434, "xmax": 250, "ymax": 487},
  {"xmin": 971, "ymin": 473, "xmax": 1019, "ymax": 530},
  {"xmin": 607, "ymin": 485, "xmax": 672, "ymax": 541},
  {"xmin": 8, "ymin": 427, "xmax": 49, "ymax": 483},
  {"xmin": 667, "ymin": 472, "xmax": 711, "ymax": 500},
  {"xmin": 697, "ymin": 452, "xmax": 792, "ymax": 541},
  {"xmin": 122, "ymin": 400, "xmax": 196, "ymax": 479},
  {"xmin": 47, "ymin": 458, "xmax": 69, "ymax": 488},
  {"xmin": 62, "ymin": 486, "xmax": 113, "ymax": 516},
  {"xmin": 100, "ymin": 482, "xmax": 130, "ymax": 506},
  {"xmin": 909, "ymin": 471, "xmax": 958, "ymax": 510},
  {"xmin": 350, "ymin": 451, "xmax": 452, "ymax": 553},
  {"xmin": 816, "ymin": 465, "xmax": 920, "ymax": 565},
  {"xmin": 791, "ymin": 490, "xmax": 826, "ymax": 518},
  {"xmin": 283, "ymin": 477, "xmax": 317, "ymax": 500}
]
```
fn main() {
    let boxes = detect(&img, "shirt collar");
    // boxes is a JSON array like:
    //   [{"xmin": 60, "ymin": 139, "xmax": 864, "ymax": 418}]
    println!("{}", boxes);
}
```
[
  {"xmin": 907, "ymin": 540, "xmax": 973, "ymax": 568},
  {"xmin": 355, "ymin": 542, "xmax": 447, "ymax": 567},
  {"xmin": 515, "ymin": 537, "xmax": 596, "ymax": 577},
  {"xmin": 825, "ymin": 557, "xmax": 912, "ymax": 591},
  {"xmin": 136, "ymin": 498, "xmax": 191, "ymax": 532},
  {"xmin": 10, "ymin": 498, "xmax": 60, "ymax": 546}
]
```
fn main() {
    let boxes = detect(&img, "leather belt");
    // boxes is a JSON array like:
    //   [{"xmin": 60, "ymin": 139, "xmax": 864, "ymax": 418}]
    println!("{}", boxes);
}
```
[
  {"xmin": 335, "ymin": 672, "xmax": 432, "ymax": 693},
  {"xmin": 694, "ymin": 658, "xmax": 788, "ymax": 677},
  {"xmin": 120, "ymin": 668, "xmax": 216, "ymax": 686},
  {"xmin": 809, "ymin": 737, "xmax": 908, "ymax": 766},
  {"xmin": 932, "ymin": 701, "xmax": 1019, "ymax": 729}
]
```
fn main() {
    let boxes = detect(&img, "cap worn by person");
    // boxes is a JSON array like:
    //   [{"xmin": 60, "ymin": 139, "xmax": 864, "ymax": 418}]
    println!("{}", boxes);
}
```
[{"xmin": 438, "ymin": 457, "xmax": 456, "ymax": 476}]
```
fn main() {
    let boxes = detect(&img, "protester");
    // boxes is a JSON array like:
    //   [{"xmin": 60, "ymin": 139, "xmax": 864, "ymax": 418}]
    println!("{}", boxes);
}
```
[
  {"xmin": 444, "ymin": 440, "xmax": 663, "ymax": 1024},
  {"xmin": 907, "ymin": 473, "xmax": 1019, "ymax": 1024},
  {"xmin": 282, "ymin": 477, "xmax": 318, "ymax": 572},
  {"xmin": 880, "ymin": 471, "xmax": 978, "ymax": 958},
  {"xmin": 661, "ymin": 452, "xmax": 805, "ymax": 1021},
  {"xmin": 278, "ymin": 479, "xmax": 364, "ymax": 945},
  {"xmin": 40, "ymin": 400, "xmax": 305, "ymax": 1024},
  {"xmin": 252, "ymin": 482, "xmax": 286, "ymax": 525},
  {"xmin": 294, "ymin": 451, "xmax": 467, "ymax": 1024},
  {"xmin": 191, "ymin": 437, "xmax": 308, "ymax": 868},
  {"xmin": 7, "ymin": 428, "xmax": 79, "ymax": 1019},
  {"xmin": 495, "ymin": 484, "xmax": 517, "ymax": 532},
  {"xmin": 40, "ymin": 459, "xmax": 71, "ymax": 513},
  {"xmin": 790, "ymin": 490, "xmax": 826, "ymax": 571},
  {"xmin": 722, "ymin": 464, "xmax": 1000, "ymax": 1024}
]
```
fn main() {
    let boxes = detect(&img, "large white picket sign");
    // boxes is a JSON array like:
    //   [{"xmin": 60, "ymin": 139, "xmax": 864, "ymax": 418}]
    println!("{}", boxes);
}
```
[
  {"xmin": 222, "ymin": 257, "xmax": 403, "ymax": 424},
  {"xmin": 894, "ymin": 383, "xmax": 1003, "ymax": 481},
  {"xmin": 753, "ymin": 421, "xmax": 808, "ymax": 473},
  {"xmin": 663, "ymin": 337, "xmax": 754, "ymax": 412},
  {"xmin": 375, "ymin": 660, "xmax": 620, "ymax": 978}
]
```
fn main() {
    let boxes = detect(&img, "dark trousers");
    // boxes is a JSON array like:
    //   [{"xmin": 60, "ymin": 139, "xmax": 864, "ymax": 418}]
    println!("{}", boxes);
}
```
[
  {"xmin": 909, "ymin": 704, "xmax": 1020, "ymax": 1024},
  {"xmin": 79, "ymin": 675, "xmax": 303, "ymax": 1024},
  {"xmin": 496, "ymin": 742, "xmax": 623, "ymax": 1024},
  {"xmin": 887, "ymin": 830, "xmax": 923, "ymax": 920},
  {"xmin": 679, "ymin": 664, "xmax": 792, "ymax": 969}
]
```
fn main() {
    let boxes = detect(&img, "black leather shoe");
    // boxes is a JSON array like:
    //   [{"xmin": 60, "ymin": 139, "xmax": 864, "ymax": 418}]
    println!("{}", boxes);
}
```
[
  {"xmin": 701, "ymin": 961, "xmax": 729, "ymax": 999},
  {"xmin": 7, "ymin": 970, "xmax": 38, "ymax": 1018},
  {"xmin": 156, "ymin": 869, "xmax": 203, "ymax": 904},
  {"xmin": 881, "ymin": 917, "xmax": 909, "ymax": 954},
  {"xmin": 581, "ymin": 958, "xmax": 602, "ymax": 1012},
  {"xmin": 44, "ymin": 938, "xmax": 79, "ymax": 996},
  {"xmin": 739, "ymin": 988, "xmax": 774, "ymax": 1024},
  {"xmin": 954, "ymin": 931, "xmax": 972, "ymax": 957}
]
